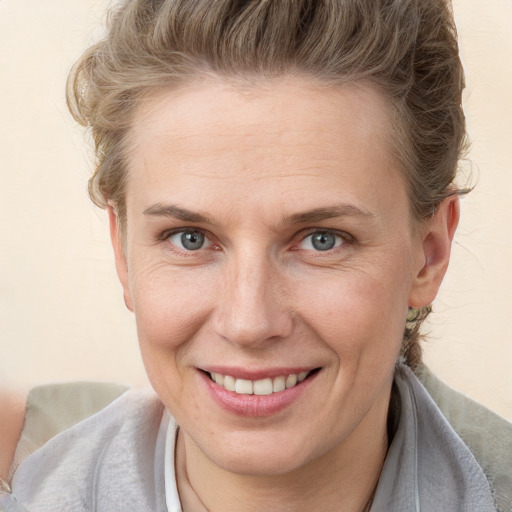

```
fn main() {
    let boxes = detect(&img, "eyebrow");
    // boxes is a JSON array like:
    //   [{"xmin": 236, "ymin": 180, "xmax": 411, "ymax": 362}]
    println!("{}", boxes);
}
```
[
  {"xmin": 143, "ymin": 202, "xmax": 375, "ymax": 226},
  {"xmin": 283, "ymin": 204, "xmax": 376, "ymax": 225},
  {"xmin": 143, "ymin": 204, "xmax": 216, "ymax": 225}
]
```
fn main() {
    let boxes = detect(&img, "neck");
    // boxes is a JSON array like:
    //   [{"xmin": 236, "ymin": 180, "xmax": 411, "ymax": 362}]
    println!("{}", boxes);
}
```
[{"xmin": 177, "ymin": 386, "xmax": 391, "ymax": 512}]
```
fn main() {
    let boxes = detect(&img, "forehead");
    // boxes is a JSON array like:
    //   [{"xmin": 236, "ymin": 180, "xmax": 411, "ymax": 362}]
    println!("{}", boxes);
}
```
[
  {"xmin": 125, "ymin": 77, "xmax": 406, "ymax": 220},
  {"xmin": 130, "ymin": 77, "xmax": 392, "ymax": 161}
]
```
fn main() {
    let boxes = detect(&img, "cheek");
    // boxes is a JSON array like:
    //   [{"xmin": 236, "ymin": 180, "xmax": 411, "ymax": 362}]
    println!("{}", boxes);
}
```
[
  {"xmin": 297, "ymin": 262, "xmax": 410, "ymax": 355},
  {"xmin": 129, "ymin": 265, "xmax": 216, "ymax": 408},
  {"xmin": 128, "ymin": 258, "xmax": 215, "ymax": 354}
]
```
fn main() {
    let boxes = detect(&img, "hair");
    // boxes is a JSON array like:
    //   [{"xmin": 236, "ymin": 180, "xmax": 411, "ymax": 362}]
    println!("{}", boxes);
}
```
[{"xmin": 67, "ymin": 0, "xmax": 467, "ymax": 369}]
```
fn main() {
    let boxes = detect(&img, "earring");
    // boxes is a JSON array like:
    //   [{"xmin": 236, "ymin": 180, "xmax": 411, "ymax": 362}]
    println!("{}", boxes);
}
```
[
  {"xmin": 406, "ymin": 307, "xmax": 417, "ymax": 323},
  {"xmin": 406, "ymin": 305, "xmax": 432, "ymax": 325}
]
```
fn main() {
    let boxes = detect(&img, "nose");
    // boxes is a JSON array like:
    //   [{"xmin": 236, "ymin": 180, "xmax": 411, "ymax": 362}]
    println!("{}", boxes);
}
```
[{"xmin": 212, "ymin": 251, "xmax": 293, "ymax": 348}]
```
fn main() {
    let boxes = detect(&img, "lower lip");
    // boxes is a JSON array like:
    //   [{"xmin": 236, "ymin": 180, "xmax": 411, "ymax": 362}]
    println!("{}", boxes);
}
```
[{"xmin": 201, "ymin": 371, "xmax": 318, "ymax": 418}]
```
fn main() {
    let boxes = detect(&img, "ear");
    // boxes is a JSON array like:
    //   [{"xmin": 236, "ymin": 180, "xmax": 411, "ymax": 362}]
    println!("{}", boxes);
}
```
[
  {"xmin": 108, "ymin": 205, "xmax": 134, "ymax": 312},
  {"xmin": 408, "ymin": 195, "xmax": 460, "ymax": 308}
]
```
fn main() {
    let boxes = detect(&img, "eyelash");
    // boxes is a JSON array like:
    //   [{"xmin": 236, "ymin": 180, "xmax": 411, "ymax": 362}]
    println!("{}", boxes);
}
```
[
  {"xmin": 159, "ymin": 228, "xmax": 217, "ymax": 255},
  {"xmin": 159, "ymin": 228, "xmax": 354, "ymax": 255},
  {"xmin": 295, "ymin": 229, "xmax": 352, "ymax": 253}
]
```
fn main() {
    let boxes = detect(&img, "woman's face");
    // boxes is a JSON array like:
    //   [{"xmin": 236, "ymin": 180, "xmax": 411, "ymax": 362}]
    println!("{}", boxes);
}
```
[{"xmin": 113, "ymin": 78, "xmax": 440, "ymax": 476}]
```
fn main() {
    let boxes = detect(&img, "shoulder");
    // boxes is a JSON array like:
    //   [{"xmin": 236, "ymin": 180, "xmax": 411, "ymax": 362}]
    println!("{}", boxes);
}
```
[
  {"xmin": 8, "ymin": 381, "xmax": 129, "ymax": 481},
  {"xmin": 415, "ymin": 364, "xmax": 512, "ymax": 512},
  {"xmin": 10, "ymin": 388, "xmax": 166, "ymax": 511}
]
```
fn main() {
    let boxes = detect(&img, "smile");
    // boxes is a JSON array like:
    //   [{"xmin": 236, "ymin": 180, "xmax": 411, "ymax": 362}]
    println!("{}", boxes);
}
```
[
  {"xmin": 209, "ymin": 370, "xmax": 313, "ymax": 396},
  {"xmin": 202, "ymin": 367, "xmax": 321, "ymax": 417}
]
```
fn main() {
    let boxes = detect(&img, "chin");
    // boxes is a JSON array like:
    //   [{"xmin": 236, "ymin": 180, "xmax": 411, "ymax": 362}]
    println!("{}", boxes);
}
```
[
  {"xmin": 218, "ymin": 453, "xmax": 308, "ymax": 477},
  {"xmin": 200, "ymin": 431, "xmax": 319, "ymax": 477}
]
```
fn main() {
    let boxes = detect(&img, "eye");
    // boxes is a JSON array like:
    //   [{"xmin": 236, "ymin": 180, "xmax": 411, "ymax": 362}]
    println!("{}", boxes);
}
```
[
  {"xmin": 168, "ymin": 230, "xmax": 210, "ymax": 251},
  {"xmin": 299, "ymin": 231, "xmax": 344, "ymax": 252}
]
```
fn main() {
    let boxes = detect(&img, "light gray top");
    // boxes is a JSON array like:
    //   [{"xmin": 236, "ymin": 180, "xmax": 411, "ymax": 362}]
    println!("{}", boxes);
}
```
[
  {"xmin": 371, "ymin": 365, "xmax": 497, "ymax": 511},
  {"xmin": 1, "ymin": 366, "xmax": 499, "ymax": 511}
]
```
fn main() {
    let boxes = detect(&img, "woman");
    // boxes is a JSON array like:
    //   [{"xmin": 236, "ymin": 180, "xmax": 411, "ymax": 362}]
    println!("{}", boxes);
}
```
[{"xmin": 2, "ymin": 0, "xmax": 511, "ymax": 510}]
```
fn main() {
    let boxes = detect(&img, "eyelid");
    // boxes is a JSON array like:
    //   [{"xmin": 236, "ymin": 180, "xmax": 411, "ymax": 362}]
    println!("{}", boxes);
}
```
[
  {"xmin": 160, "ymin": 227, "xmax": 217, "ymax": 253},
  {"xmin": 295, "ymin": 228, "xmax": 354, "ymax": 251},
  {"xmin": 158, "ymin": 226, "xmax": 353, "ymax": 254}
]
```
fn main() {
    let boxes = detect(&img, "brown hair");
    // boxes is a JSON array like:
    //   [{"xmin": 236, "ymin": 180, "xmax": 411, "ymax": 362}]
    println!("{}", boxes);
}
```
[{"xmin": 67, "ymin": 0, "xmax": 467, "ymax": 369}]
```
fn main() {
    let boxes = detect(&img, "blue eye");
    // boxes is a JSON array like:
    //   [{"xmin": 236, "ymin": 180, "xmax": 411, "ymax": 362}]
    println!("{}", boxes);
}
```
[
  {"xmin": 168, "ymin": 230, "xmax": 209, "ymax": 251},
  {"xmin": 300, "ymin": 231, "xmax": 343, "ymax": 251}
]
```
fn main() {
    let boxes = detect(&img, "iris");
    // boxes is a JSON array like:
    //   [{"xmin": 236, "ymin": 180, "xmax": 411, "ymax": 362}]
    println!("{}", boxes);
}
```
[
  {"xmin": 180, "ymin": 231, "xmax": 205, "ymax": 250},
  {"xmin": 310, "ymin": 231, "xmax": 337, "ymax": 251}
]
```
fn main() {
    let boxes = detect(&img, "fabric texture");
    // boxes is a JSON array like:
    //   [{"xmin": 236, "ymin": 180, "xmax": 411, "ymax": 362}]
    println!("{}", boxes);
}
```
[
  {"xmin": 2, "ymin": 367, "xmax": 508, "ymax": 511},
  {"xmin": 416, "ymin": 364, "xmax": 512, "ymax": 511},
  {"xmin": 371, "ymin": 365, "xmax": 497, "ymax": 511},
  {"xmin": 8, "ymin": 382, "xmax": 128, "ymax": 482},
  {"xmin": 6, "ymin": 390, "xmax": 167, "ymax": 512}
]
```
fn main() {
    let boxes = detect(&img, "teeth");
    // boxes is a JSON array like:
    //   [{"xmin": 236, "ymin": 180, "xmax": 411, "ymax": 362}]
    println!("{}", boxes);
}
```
[
  {"xmin": 235, "ymin": 379, "xmax": 253, "ymax": 395},
  {"xmin": 285, "ymin": 374, "xmax": 297, "ymax": 388},
  {"xmin": 224, "ymin": 375, "xmax": 236, "ymax": 392},
  {"xmin": 253, "ymin": 378, "xmax": 273, "ymax": 395},
  {"xmin": 212, "ymin": 373, "xmax": 224, "ymax": 386},
  {"xmin": 273, "ymin": 376, "xmax": 286, "ymax": 393},
  {"xmin": 298, "ymin": 371, "xmax": 308, "ymax": 382},
  {"xmin": 209, "ymin": 370, "xmax": 312, "ymax": 395}
]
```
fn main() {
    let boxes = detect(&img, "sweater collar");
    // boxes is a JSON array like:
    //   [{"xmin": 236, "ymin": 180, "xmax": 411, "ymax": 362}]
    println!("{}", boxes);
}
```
[{"xmin": 371, "ymin": 365, "xmax": 496, "ymax": 511}]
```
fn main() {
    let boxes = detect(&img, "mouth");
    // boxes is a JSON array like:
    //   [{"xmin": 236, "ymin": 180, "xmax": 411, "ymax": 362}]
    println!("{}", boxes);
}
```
[
  {"xmin": 200, "ymin": 367, "xmax": 321, "ymax": 417},
  {"xmin": 205, "ymin": 368, "xmax": 321, "ymax": 396}
]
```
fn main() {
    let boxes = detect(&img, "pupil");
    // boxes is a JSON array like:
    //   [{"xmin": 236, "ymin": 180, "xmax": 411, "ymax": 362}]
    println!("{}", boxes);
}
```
[
  {"xmin": 181, "ymin": 231, "xmax": 204, "ymax": 250},
  {"xmin": 312, "ymin": 232, "xmax": 335, "ymax": 251}
]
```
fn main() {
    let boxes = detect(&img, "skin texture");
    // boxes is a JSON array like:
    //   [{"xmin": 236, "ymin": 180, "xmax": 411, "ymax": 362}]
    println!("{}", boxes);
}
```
[
  {"xmin": 0, "ymin": 391, "xmax": 25, "ymax": 482},
  {"xmin": 109, "ymin": 77, "xmax": 459, "ymax": 512}
]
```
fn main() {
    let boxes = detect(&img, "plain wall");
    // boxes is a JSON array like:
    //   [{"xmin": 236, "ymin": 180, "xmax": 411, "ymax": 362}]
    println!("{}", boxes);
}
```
[{"xmin": 0, "ymin": 0, "xmax": 511, "ymax": 421}]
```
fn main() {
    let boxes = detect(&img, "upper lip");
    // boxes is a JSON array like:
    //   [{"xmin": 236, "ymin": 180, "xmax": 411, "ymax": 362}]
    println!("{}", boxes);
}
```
[{"xmin": 199, "ymin": 366, "xmax": 319, "ymax": 380}]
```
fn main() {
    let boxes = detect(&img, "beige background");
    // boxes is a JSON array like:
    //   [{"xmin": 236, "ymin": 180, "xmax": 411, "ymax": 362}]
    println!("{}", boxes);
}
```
[{"xmin": 0, "ymin": 0, "xmax": 511, "ymax": 421}]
